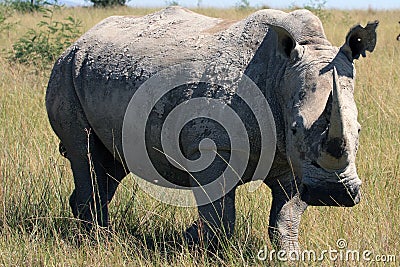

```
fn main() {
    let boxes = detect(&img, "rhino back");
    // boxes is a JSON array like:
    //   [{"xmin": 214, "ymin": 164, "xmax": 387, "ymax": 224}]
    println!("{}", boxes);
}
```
[{"xmin": 68, "ymin": 7, "xmax": 274, "ymax": 158}]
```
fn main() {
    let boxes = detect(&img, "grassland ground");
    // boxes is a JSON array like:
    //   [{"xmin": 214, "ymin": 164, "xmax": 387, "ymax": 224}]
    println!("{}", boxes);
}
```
[{"xmin": 0, "ymin": 6, "xmax": 399, "ymax": 266}]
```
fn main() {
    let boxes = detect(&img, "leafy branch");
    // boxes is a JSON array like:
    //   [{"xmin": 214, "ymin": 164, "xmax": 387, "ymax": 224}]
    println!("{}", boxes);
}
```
[{"xmin": 10, "ymin": 2, "xmax": 82, "ymax": 67}]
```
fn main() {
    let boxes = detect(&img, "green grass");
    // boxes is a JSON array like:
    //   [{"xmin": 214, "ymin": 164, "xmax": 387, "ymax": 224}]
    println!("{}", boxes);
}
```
[{"xmin": 0, "ymin": 6, "xmax": 399, "ymax": 266}]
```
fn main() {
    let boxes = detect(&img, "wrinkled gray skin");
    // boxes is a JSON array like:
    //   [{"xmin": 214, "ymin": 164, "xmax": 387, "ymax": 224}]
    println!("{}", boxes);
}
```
[{"xmin": 46, "ymin": 7, "xmax": 378, "ymax": 251}]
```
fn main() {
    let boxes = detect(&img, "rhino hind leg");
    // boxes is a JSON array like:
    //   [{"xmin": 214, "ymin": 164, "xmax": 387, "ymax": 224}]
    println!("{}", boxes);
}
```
[
  {"xmin": 48, "ymin": 108, "xmax": 114, "ymax": 227},
  {"xmin": 266, "ymin": 174, "xmax": 308, "ymax": 252},
  {"xmin": 66, "ymin": 132, "xmax": 127, "ymax": 229},
  {"xmin": 46, "ymin": 53, "xmax": 126, "ymax": 229}
]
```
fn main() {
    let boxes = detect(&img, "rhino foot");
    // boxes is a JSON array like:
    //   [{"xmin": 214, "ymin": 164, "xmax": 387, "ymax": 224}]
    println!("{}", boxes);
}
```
[
  {"xmin": 267, "ymin": 174, "xmax": 308, "ymax": 253},
  {"xmin": 184, "ymin": 221, "xmax": 201, "ymax": 247}
]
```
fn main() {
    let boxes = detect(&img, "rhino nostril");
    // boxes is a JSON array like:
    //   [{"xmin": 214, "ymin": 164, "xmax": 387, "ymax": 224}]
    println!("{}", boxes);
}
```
[
  {"xmin": 311, "ymin": 161, "xmax": 321, "ymax": 169},
  {"xmin": 326, "ymin": 137, "xmax": 346, "ymax": 159}
]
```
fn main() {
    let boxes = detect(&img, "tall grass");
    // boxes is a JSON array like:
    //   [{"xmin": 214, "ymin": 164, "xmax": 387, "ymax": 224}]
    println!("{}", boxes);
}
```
[{"xmin": 0, "ymin": 6, "xmax": 399, "ymax": 266}]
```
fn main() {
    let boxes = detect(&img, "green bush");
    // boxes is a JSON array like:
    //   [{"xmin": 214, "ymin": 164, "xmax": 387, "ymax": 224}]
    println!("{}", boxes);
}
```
[
  {"xmin": 236, "ymin": 0, "xmax": 251, "ymax": 10},
  {"xmin": 303, "ymin": 0, "xmax": 331, "ymax": 22},
  {"xmin": 9, "ymin": 0, "xmax": 42, "ymax": 12},
  {"xmin": 90, "ymin": 0, "xmax": 127, "ymax": 8},
  {"xmin": 11, "ymin": 4, "xmax": 82, "ymax": 66},
  {"xmin": 165, "ymin": 0, "xmax": 179, "ymax": 6},
  {"xmin": 1, "ymin": 0, "xmax": 45, "ymax": 13},
  {"xmin": 0, "ymin": 4, "xmax": 14, "ymax": 34}
]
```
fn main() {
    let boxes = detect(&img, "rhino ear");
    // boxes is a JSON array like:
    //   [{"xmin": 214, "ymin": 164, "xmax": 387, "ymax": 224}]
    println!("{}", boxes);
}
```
[
  {"xmin": 341, "ymin": 21, "xmax": 379, "ymax": 61},
  {"xmin": 269, "ymin": 24, "xmax": 298, "ymax": 59}
]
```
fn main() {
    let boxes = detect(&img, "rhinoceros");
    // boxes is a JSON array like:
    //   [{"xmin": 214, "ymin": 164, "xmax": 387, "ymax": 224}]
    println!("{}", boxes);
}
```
[{"xmin": 46, "ymin": 6, "xmax": 378, "ymax": 251}]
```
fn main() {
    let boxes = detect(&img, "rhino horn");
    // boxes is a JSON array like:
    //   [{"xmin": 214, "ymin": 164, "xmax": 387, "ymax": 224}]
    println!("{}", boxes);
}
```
[
  {"xmin": 328, "ymin": 67, "xmax": 345, "ymax": 141},
  {"xmin": 317, "ymin": 67, "xmax": 349, "ymax": 170}
]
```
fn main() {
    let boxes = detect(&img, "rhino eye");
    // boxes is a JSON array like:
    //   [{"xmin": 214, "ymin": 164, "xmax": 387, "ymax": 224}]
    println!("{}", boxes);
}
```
[{"xmin": 291, "ymin": 123, "xmax": 297, "ymax": 135}]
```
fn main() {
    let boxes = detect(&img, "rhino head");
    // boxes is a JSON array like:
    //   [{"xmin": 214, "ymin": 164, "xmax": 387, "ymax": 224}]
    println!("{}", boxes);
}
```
[{"xmin": 270, "ymin": 13, "xmax": 378, "ymax": 207}]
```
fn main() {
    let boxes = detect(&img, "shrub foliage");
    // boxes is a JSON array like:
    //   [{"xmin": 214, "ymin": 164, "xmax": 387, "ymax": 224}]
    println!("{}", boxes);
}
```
[
  {"xmin": 10, "ymin": 4, "xmax": 81, "ymax": 66},
  {"xmin": 90, "ymin": 0, "xmax": 127, "ymax": 8}
]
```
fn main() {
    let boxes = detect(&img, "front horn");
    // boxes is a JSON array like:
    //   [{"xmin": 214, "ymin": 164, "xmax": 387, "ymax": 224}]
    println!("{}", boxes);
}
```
[{"xmin": 317, "ymin": 67, "xmax": 349, "ymax": 170}]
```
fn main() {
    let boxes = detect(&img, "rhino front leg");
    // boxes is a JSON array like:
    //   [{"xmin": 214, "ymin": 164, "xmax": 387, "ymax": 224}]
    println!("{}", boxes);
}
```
[
  {"xmin": 267, "ymin": 174, "xmax": 308, "ymax": 252},
  {"xmin": 185, "ymin": 187, "xmax": 236, "ymax": 249}
]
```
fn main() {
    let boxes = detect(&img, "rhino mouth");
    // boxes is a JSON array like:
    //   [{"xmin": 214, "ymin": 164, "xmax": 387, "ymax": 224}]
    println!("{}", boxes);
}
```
[{"xmin": 300, "ymin": 162, "xmax": 362, "ymax": 207}]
